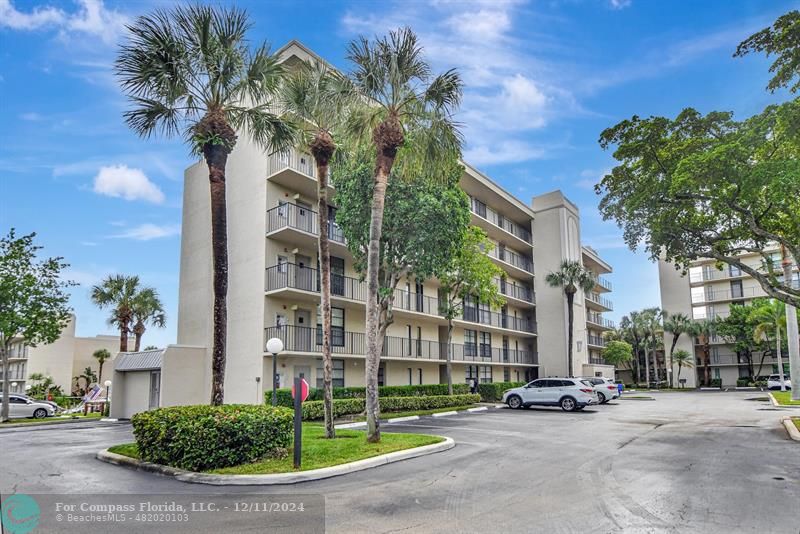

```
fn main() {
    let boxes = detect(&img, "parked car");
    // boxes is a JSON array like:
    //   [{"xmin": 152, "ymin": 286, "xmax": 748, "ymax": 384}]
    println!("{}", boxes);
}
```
[
  {"xmin": 502, "ymin": 378, "xmax": 597, "ymax": 412},
  {"xmin": 583, "ymin": 377, "xmax": 620, "ymax": 403},
  {"xmin": 767, "ymin": 375, "xmax": 792, "ymax": 390},
  {"xmin": 19, "ymin": 395, "xmax": 61, "ymax": 413},
  {"xmin": 6, "ymin": 394, "xmax": 56, "ymax": 419}
]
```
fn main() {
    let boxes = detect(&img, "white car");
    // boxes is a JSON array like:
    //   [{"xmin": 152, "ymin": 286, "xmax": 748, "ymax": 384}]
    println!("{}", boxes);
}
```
[
  {"xmin": 6, "ymin": 394, "xmax": 56, "ymax": 419},
  {"xmin": 502, "ymin": 378, "xmax": 597, "ymax": 412},
  {"xmin": 767, "ymin": 374, "xmax": 792, "ymax": 390},
  {"xmin": 584, "ymin": 377, "xmax": 620, "ymax": 404}
]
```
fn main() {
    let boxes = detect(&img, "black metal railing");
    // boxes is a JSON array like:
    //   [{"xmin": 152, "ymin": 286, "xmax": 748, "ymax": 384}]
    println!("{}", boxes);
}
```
[
  {"xmin": 267, "ymin": 150, "xmax": 317, "ymax": 179},
  {"xmin": 587, "ymin": 313, "xmax": 615, "ymax": 329},
  {"xmin": 587, "ymin": 334, "xmax": 607, "ymax": 347},
  {"xmin": 264, "ymin": 325, "xmax": 538, "ymax": 364},
  {"xmin": 266, "ymin": 202, "xmax": 345, "ymax": 244},
  {"xmin": 469, "ymin": 197, "xmax": 533, "ymax": 244},
  {"xmin": 489, "ymin": 246, "xmax": 534, "ymax": 274},
  {"xmin": 593, "ymin": 276, "xmax": 612, "ymax": 291},
  {"xmin": 266, "ymin": 264, "xmax": 537, "ymax": 334},
  {"xmin": 497, "ymin": 278, "xmax": 535, "ymax": 304},
  {"xmin": 586, "ymin": 292, "xmax": 613, "ymax": 310}
]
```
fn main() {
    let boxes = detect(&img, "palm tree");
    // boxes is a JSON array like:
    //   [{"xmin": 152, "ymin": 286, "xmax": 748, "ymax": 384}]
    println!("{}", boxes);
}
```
[
  {"xmin": 673, "ymin": 349, "xmax": 694, "ymax": 387},
  {"xmin": 619, "ymin": 315, "xmax": 643, "ymax": 383},
  {"xmin": 636, "ymin": 308, "xmax": 663, "ymax": 387},
  {"xmin": 131, "ymin": 287, "xmax": 166, "ymax": 352},
  {"xmin": 692, "ymin": 319, "xmax": 717, "ymax": 386},
  {"xmin": 116, "ymin": 5, "xmax": 295, "ymax": 405},
  {"xmin": 663, "ymin": 312, "xmax": 692, "ymax": 388},
  {"xmin": 344, "ymin": 28, "xmax": 463, "ymax": 442},
  {"xmin": 91, "ymin": 275, "xmax": 141, "ymax": 352},
  {"xmin": 752, "ymin": 299, "xmax": 788, "ymax": 391},
  {"xmin": 93, "ymin": 349, "xmax": 111, "ymax": 385},
  {"xmin": 545, "ymin": 260, "xmax": 596, "ymax": 377},
  {"xmin": 281, "ymin": 60, "xmax": 353, "ymax": 439}
]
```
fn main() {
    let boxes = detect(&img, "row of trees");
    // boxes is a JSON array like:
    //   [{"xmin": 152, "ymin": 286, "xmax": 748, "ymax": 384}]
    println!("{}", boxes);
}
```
[
  {"xmin": 608, "ymin": 300, "xmax": 798, "ymax": 388},
  {"xmin": 595, "ymin": 10, "xmax": 799, "ymax": 399}
]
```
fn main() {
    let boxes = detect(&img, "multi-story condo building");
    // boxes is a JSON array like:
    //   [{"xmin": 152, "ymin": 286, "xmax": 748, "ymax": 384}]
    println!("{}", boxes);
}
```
[
  {"xmin": 659, "ymin": 248, "xmax": 799, "ymax": 387},
  {"xmin": 1, "ymin": 315, "xmax": 119, "ymax": 394},
  {"xmin": 109, "ymin": 41, "xmax": 614, "ymax": 415},
  {"xmin": 532, "ymin": 191, "xmax": 615, "ymax": 379}
]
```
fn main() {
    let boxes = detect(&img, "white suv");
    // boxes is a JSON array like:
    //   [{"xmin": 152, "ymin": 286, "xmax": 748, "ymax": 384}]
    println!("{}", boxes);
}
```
[
  {"xmin": 502, "ymin": 378, "xmax": 597, "ymax": 412},
  {"xmin": 584, "ymin": 377, "xmax": 620, "ymax": 404},
  {"xmin": 767, "ymin": 374, "xmax": 791, "ymax": 390}
]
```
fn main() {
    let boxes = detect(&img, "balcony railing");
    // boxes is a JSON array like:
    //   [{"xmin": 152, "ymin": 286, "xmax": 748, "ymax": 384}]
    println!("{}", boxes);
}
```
[
  {"xmin": 592, "ymin": 276, "xmax": 612, "ymax": 291},
  {"xmin": 265, "ymin": 263, "xmax": 537, "ymax": 334},
  {"xmin": 266, "ymin": 202, "xmax": 345, "ymax": 244},
  {"xmin": 264, "ymin": 325, "xmax": 538, "ymax": 364},
  {"xmin": 587, "ymin": 335, "xmax": 607, "ymax": 347},
  {"xmin": 589, "ymin": 357, "xmax": 608, "ymax": 365},
  {"xmin": 586, "ymin": 292, "xmax": 613, "ymax": 310},
  {"xmin": 267, "ymin": 150, "xmax": 317, "ymax": 179},
  {"xmin": 496, "ymin": 278, "xmax": 535, "ymax": 305},
  {"xmin": 5, "ymin": 345, "xmax": 28, "ymax": 359},
  {"xmin": 488, "ymin": 246, "xmax": 534, "ymax": 274},
  {"xmin": 587, "ymin": 313, "xmax": 615, "ymax": 329},
  {"xmin": 469, "ymin": 198, "xmax": 532, "ymax": 244},
  {"xmin": 693, "ymin": 286, "xmax": 760, "ymax": 303}
]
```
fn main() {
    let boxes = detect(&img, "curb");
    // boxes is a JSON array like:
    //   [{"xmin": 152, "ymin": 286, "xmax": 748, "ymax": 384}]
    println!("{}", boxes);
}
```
[
  {"xmin": 332, "ymin": 404, "xmax": 500, "ymax": 430},
  {"xmin": 432, "ymin": 411, "xmax": 458, "ymax": 417},
  {"xmin": 769, "ymin": 392, "xmax": 800, "ymax": 408},
  {"xmin": 97, "ymin": 436, "xmax": 455, "ymax": 485},
  {"xmin": 0, "ymin": 417, "xmax": 109, "ymax": 430},
  {"xmin": 780, "ymin": 417, "xmax": 800, "ymax": 442}
]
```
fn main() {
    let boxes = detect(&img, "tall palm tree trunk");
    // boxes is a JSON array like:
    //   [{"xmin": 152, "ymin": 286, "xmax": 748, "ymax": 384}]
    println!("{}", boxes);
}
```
[
  {"xmin": 776, "ymin": 328, "xmax": 786, "ymax": 391},
  {"xmin": 118, "ymin": 324, "xmax": 129, "ymax": 353},
  {"xmin": 446, "ymin": 321, "xmax": 454, "ymax": 395},
  {"xmin": 566, "ymin": 290, "xmax": 575, "ymax": 377},
  {"xmin": 315, "ymin": 158, "xmax": 335, "ymax": 439},
  {"xmin": 644, "ymin": 339, "xmax": 651, "ymax": 387},
  {"xmin": 703, "ymin": 342, "xmax": 711, "ymax": 386},
  {"xmin": 668, "ymin": 336, "xmax": 679, "ymax": 388},
  {"xmin": 204, "ymin": 141, "xmax": 230, "ymax": 407},
  {"xmin": 133, "ymin": 322, "xmax": 144, "ymax": 352}
]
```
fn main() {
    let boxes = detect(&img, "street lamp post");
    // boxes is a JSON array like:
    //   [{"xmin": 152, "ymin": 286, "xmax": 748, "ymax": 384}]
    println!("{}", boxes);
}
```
[
  {"xmin": 104, "ymin": 380, "xmax": 112, "ymax": 417},
  {"xmin": 266, "ymin": 338, "xmax": 284, "ymax": 407}
]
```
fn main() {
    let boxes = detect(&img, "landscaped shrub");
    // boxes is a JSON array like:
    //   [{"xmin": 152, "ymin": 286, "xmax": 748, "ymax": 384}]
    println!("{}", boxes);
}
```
[
  {"xmin": 710, "ymin": 378, "xmax": 722, "ymax": 387},
  {"xmin": 300, "ymin": 394, "xmax": 481, "ymax": 420},
  {"xmin": 736, "ymin": 378, "xmax": 752, "ymax": 387},
  {"xmin": 477, "ymin": 382, "xmax": 526, "ymax": 402},
  {"xmin": 267, "ymin": 383, "xmax": 469, "ymax": 407},
  {"xmin": 131, "ymin": 405, "xmax": 293, "ymax": 471}
]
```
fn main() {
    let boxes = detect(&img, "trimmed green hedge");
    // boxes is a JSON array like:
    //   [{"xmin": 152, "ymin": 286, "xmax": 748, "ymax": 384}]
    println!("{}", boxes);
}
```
[
  {"xmin": 709, "ymin": 378, "xmax": 722, "ymax": 387},
  {"xmin": 478, "ymin": 382, "xmax": 527, "ymax": 402},
  {"xmin": 267, "ymin": 383, "xmax": 469, "ymax": 407},
  {"xmin": 131, "ymin": 405, "xmax": 293, "ymax": 471},
  {"xmin": 301, "ymin": 393, "xmax": 481, "ymax": 420}
]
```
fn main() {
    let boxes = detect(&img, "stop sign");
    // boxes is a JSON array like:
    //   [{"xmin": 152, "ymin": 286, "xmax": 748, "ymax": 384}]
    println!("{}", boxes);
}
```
[{"xmin": 291, "ymin": 378, "xmax": 310, "ymax": 403}]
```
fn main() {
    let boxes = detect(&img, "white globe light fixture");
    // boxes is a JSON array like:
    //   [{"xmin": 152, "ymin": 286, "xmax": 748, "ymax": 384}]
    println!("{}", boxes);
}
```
[{"xmin": 267, "ymin": 337, "xmax": 284, "ymax": 406}]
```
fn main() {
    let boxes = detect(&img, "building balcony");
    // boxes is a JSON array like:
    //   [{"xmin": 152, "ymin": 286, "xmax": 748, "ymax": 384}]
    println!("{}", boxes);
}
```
[
  {"xmin": 585, "ymin": 292, "xmax": 613, "ymax": 311},
  {"xmin": 266, "ymin": 202, "xmax": 347, "ymax": 251},
  {"xmin": 496, "ymin": 278, "xmax": 535, "ymax": 306},
  {"xmin": 265, "ymin": 263, "xmax": 538, "ymax": 335},
  {"xmin": 587, "ymin": 313, "xmax": 615, "ymax": 330},
  {"xmin": 487, "ymin": 246, "xmax": 534, "ymax": 278},
  {"xmin": 692, "ymin": 286, "xmax": 760, "ymax": 304},
  {"xmin": 589, "ymin": 357, "xmax": 608, "ymax": 365},
  {"xmin": 264, "ymin": 325, "xmax": 538, "ymax": 365},
  {"xmin": 587, "ymin": 334, "xmax": 607, "ymax": 348},
  {"xmin": 469, "ymin": 197, "xmax": 532, "ymax": 247},
  {"xmin": 6, "ymin": 346, "xmax": 29, "ymax": 360},
  {"xmin": 266, "ymin": 150, "xmax": 334, "ymax": 201},
  {"xmin": 592, "ymin": 275, "xmax": 612, "ymax": 292}
]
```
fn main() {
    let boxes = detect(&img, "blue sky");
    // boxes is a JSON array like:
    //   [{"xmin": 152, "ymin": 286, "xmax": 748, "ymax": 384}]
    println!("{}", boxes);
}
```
[{"xmin": 0, "ymin": 0, "xmax": 795, "ymax": 347}]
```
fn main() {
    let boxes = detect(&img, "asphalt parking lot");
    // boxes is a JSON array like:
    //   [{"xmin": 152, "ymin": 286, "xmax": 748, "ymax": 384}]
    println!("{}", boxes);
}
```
[{"xmin": 1, "ymin": 391, "xmax": 798, "ymax": 533}]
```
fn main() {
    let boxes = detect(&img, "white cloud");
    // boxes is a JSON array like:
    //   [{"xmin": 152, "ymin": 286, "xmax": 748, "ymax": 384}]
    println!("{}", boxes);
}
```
[
  {"xmin": 19, "ymin": 112, "xmax": 44, "ymax": 121},
  {"xmin": 444, "ymin": 8, "xmax": 510, "ymax": 41},
  {"xmin": 609, "ymin": 0, "xmax": 632, "ymax": 10},
  {"xmin": 93, "ymin": 165, "xmax": 165, "ymax": 204},
  {"xmin": 0, "ymin": 0, "xmax": 128, "ymax": 44},
  {"xmin": 111, "ymin": 223, "xmax": 180, "ymax": 241},
  {"xmin": 463, "ymin": 140, "xmax": 547, "ymax": 166}
]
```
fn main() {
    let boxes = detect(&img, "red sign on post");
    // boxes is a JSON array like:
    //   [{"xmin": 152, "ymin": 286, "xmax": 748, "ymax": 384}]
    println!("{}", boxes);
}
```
[{"xmin": 291, "ymin": 378, "xmax": 310, "ymax": 403}]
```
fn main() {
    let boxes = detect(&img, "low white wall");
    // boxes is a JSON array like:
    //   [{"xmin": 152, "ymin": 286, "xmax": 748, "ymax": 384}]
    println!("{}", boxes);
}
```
[{"xmin": 160, "ymin": 344, "xmax": 208, "ymax": 407}]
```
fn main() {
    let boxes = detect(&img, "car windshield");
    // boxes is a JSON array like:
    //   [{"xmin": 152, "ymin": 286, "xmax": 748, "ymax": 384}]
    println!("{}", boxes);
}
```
[{"xmin": 580, "ymin": 380, "xmax": 594, "ymax": 387}]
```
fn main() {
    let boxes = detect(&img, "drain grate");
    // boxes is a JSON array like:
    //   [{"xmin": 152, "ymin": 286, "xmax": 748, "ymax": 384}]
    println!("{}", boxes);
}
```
[{"xmin": 773, "ymin": 477, "xmax": 785, "ymax": 481}]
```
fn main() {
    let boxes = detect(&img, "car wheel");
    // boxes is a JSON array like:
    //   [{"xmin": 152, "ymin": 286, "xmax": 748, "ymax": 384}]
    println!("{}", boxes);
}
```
[
  {"xmin": 597, "ymin": 392, "xmax": 607, "ymax": 404},
  {"xmin": 560, "ymin": 396, "xmax": 577, "ymax": 412},
  {"xmin": 507, "ymin": 395, "xmax": 523, "ymax": 409},
  {"xmin": 33, "ymin": 408, "xmax": 48, "ymax": 419}
]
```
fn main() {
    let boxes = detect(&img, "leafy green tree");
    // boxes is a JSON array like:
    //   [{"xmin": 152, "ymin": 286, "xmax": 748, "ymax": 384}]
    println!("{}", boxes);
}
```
[
  {"xmin": 27, "ymin": 374, "xmax": 63, "ymax": 399},
  {"xmin": 343, "ymin": 28, "xmax": 463, "ymax": 442},
  {"xmin": 91, "ymin": 275, "xmax": 142, "ymax": 353},
  {"xmin": 281, "ymin": 60, "xmax": 353, "ymax": 439},
  {"xmin": 143, "ymin": 345, "xmax": 159, "ymax": 351},
  {"xmin": 735, "ymin": 10, "xmax": 800, "ymax": 93},
  {"xmin": 691, "ymin": 319, "xmax": 717, "ymax": 386},
  {"xmin": 597, "ymin": 100, "xmax": 800, "ymax": 308},
  {"xmin": 131, "ymin": 287, "xmax": 166, "ymax": 352},
  {"xmin": 602, "ymin": 340, "xmax": 633, "ymax": 368},
  {"xmin": 545, "ymin": 261, "xmax": 596, "ymax": 377},
  {"xmin": 672, "ymin": 349, "xmax": 694, "ymax": 387},
  {"xmin": 617, "ymin": 315, "xmax": 644, "ymax": 383},
  {"xmin": 333, "ymin": 154, "xmax": 470, "ymax": 402},
  {"xmin": 93, "ymin": 349, "xmax": 112, "ymax": 385},
  {"xmin": 0, "ymin": 230, "xmax": 73, "ymax": 422},
  {"xmin": 116, "ymin": 5, "xmax": 295, "ymax": 405},
  {"xmin": 716, "ymin": 301, "xmax": 766, "ymax": 378},
  {"xmin": 438, "ymin": 226, "xmax": 505, "ymax": 394},
  {"xmin": 752, "ymin": 299, "xmax": 789, "ymax": 391},
  {"xmin": 663, "ymin": 312, "xmax": 692, "ymax": 387}
]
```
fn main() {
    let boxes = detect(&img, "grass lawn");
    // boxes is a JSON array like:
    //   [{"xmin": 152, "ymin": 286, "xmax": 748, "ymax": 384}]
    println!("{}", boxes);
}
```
[
  {"xmin": 1, "ymin": 413, "xmax": 103, "ymax": 426},
  {"xmin": 348, "ymin": 404, "xmax": 478, "ymax": 422},
  {"xmin": 793, "ymin": 418, "xmax": 800, "ymax": 432},
  {"xmin": 772, "ymin": 392, "xmax": 800, "ymax": 406},
  {"xmin": 107, "ymin": 424, "xmax": 444, "ymax": 475}
]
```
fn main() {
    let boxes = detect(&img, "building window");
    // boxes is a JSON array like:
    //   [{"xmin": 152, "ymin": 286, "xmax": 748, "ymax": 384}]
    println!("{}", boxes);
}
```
[
  {"xmin": 316, "ymin": 358, "xmax": 345, "ymax": 388},
  {"xmin": 378, "ymin": 363, "xmax": 385, "ymax": 386},
  {"xmin": 714, "ymin": 368, "xmax": 720, "ymax": 379},
  {"xmin": 465, "ymin": 365, "xmax": 478, "ymax": 383},
  {"xmin": 479, "ymin": 365, "xmax": 492, "ymax": 383},
  {"xmin": 418, "ymin": 368, "xmax": 423, "ymax": 385},
  {"xmin": 730, "ymin": 280, "xmax": 743, "ymax": 299},
  {"xmin": 277, "ymin": 255, "xmax": 288, "ymax": 273},
  {"xmin": 276, "ymin": 314, "xmax": 287, "ymax": 328},
  {"xmin": 408, "ymin": 368, "xmax": 413, "ymax": 385},
  {"xmin": 479, "ymin": 332, "xmax": 492, "ymax": 358},
  {"xmin": 330, "ymin": 256, "xmax": 345, "ymax": 296},
  {"xmin": 407, "ymin": 325, "xmax": 412, "ymax": 356},
  {"xmin": 317, "ymin": 306, "xmax": 345, "ymax": 346},
  {"xmin": 464, "ymin": 330, "xmax": 477, "ymax": 358},
  {"xmin": 503, "ymin": 367, "xmax": 510, "ymax": 382}
]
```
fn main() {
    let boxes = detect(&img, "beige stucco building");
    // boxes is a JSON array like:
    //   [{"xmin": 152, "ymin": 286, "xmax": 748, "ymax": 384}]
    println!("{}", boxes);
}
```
[
  {"xmin": 1, "ymin": 315, "xmax": 119, "ymax": 395},
  {"xmin": 659, "ymin": 249, "xmax": 798, "ymax": 387},
  {"xmin": 112, "ymin": 41, "xmax": 614, "ymax": 417}
]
